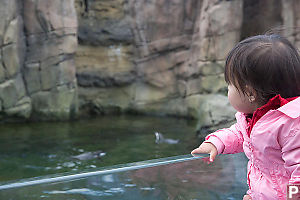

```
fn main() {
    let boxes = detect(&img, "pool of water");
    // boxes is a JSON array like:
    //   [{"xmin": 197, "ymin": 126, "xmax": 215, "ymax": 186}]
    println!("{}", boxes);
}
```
[
  {"xmin": 0, "ymin": 115, "xmax": 200, "ymax": 182},
  {"xmin": 0, "ymin": 115, "xmax": 249, "ymax": 199},
  {"xmin": 0, "ymin": 153, "xmax": 248, "ymax": 200}
]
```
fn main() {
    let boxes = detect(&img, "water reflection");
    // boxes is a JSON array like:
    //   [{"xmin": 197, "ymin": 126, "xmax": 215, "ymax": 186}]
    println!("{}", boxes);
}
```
[
  {"xmin": 0, "ymin": 153, "xmax": 248, "ymax": 200},
  {"xmin": 0, "ymin": 115, "xmax": 199, "ymax": 182},
  {"xmin": 128, "ymin": 154, "xmax": 247, "ymax": 199},
  {"xmin": 0, "ymin": 115, "xmax": 248, "ymax": 199}
]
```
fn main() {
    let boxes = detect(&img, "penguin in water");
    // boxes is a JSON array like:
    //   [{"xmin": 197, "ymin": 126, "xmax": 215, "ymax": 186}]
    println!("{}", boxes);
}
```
[
  {"xmin": 155, "ymin": 132, "xmax": 179, "ymax": 144},
  {"xmin": 72, "ymin": 150, "xmax": 106, "ymax": 161}
]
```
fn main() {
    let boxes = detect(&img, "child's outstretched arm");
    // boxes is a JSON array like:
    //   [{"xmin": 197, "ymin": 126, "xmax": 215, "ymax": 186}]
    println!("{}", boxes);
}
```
[
  {"xmin": 192, "ymin": 115, "xmax": 245, "ymax": 162},
  {"xmin": 205, "ymin": 124, "xmax": 244, "ymax": 154}
]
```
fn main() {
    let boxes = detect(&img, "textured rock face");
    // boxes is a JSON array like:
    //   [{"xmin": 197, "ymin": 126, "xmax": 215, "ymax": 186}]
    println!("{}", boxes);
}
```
[
  {"xmin": 74, "ymin": 0, "xmax": 300, "ymax": 128},
  {"xmin": 75, "ymin": 0, "xmax": 241, "ymax": 127},
  {"xmin": 0, "ymin": 0, "xmax": 78, "ymax": 121},
  {"xmin": 281, "ymin": 0, "xmax": 300, "ymax": 47},
  {"xmin": 1, "ymin": 0, "xmax": 300, "ymax": 125},
  {"xmin": 23, "ymin": 0, "xmax": 78, "ymax": 120},
  {"xmin": 0, "ymin": 0, "xmax": 29, "ymax": 120}
]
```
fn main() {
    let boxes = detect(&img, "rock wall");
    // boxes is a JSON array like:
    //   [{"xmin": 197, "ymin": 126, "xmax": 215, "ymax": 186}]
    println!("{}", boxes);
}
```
[
  {"xmin": 281, "ymin": 0, "xmax": 300, "ymax": 47},
  {"xmin": 0, "ymin": 0, "xmax": 28, "ymax": 120},
  {"xmin": 75, "ymin": 0, "xmax": 242, "ymax": 127},
  {"xmin": 23, "ymin": 0, "xmax": 78, "ymax": 120},
  {"xmin": 1, "ymin": 0, "xmax": 300, "ymax": 126},
  {"xmin": 74, "ymin": 0, "xmax": 300, "ymax": 128},
  {"xmin": 0, "ymin": 0, "xmax": 78, "ymax": 121}
]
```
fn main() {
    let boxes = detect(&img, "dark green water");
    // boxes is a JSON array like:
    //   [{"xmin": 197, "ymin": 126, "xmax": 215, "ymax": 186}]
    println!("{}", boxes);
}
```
[
  {"xmin": 0, "ymin": 115, "xmax": 200, "ymax": 183},
  {"xmin": 0, "ymin": 154, "xmax": 249, "ymax": 200}
]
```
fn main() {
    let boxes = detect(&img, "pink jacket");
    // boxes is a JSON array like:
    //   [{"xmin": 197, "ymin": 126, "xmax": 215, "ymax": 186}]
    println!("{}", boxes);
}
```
[{"xmin": 205, "ymin": 97, "xmax": 300, "ymax": 200}]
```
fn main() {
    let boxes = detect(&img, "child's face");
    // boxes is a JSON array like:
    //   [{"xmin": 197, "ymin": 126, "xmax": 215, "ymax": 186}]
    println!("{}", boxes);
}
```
[{"xmin": 227, "ymin": 84, "xmax": 257, "ymax": 114}]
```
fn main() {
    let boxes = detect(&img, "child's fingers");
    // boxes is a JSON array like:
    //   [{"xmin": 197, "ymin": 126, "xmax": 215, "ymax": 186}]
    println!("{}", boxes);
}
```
[
  {"xmin": 192, "ymin": 143, "xmax": 218, "ymax": 164},
  {"xmin": 191, "ymin": 143, "xmax": 211, "ymax": 155},
  {"xmin": 201, "ymin": 157, "xmax": 212, "ymax": 164},
  {"xmin": 209, "ymin": 149, "xmax": 217, "ymax": 162},
  {"xmin": 191, "ymin": 148, "xmax": 203, "ymax": 155},
  {"xmin": 243, "ymin": 195, "xmax": 252, "ymax": 200}
]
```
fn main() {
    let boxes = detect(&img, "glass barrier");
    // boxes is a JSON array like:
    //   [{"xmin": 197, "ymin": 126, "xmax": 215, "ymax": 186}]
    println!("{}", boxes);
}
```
[{"xmin": 0, "ymin": 153, "xmax": 248, "ymax": 200}]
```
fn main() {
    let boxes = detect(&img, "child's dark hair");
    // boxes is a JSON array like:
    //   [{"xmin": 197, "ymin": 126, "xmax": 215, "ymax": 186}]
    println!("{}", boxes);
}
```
[{"xmin": 225, "ymin": 34, "xmax": 300, "ymax": 104}]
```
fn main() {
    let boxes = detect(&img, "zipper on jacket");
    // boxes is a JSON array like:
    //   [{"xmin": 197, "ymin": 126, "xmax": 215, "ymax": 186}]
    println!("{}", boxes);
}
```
[{"xmin": 247, "ymin": 163, "xmax": 252, "ymax": 190}]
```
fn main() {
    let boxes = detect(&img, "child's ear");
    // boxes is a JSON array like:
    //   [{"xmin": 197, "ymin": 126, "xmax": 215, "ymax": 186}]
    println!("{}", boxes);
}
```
[
  {"xmin": 248, "ymin": 95, "xmax": 255, "ymax": 103},
  {"xmin": 245, "ymin": 85, "xmax": 257, "ymax": 102}
]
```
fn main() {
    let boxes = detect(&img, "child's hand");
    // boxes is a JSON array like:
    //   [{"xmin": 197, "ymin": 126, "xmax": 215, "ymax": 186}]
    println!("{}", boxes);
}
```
[
  {"xmin": 243, "ymin": 194, "xmax": 252, "ymax": 200},
  {"xmin": 191, "ymin": 142, "xmax": 218, "ymax": 163}
]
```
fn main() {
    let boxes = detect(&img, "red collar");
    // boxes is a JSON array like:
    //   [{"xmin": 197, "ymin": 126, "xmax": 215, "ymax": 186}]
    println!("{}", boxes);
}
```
[{"xmin": 246, "ymin": 95, "xmax": 298, "ymax": 136}]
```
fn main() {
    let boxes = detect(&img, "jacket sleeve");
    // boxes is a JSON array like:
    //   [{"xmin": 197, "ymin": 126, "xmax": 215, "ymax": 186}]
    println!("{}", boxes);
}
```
[
  {"xmin": 279, "ymin": 119, "xmax": 300, "ymax": 184},
  {"xmin": 205, "ymin": 122, "xmax": 244, "ymax": 155}
]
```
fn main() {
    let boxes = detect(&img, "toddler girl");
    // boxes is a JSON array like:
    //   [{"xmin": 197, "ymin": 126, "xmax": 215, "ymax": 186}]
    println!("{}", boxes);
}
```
[{"xmin": 191, "ymin": 34, "xmax": 300, "ymax": 200}]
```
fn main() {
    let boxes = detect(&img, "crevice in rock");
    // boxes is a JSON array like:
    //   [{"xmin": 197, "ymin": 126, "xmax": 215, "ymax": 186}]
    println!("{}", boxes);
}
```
[
  {"xmin": 240, "ymin": 0, "xmax": 283, "ymax": 40},
  {"xmin": 84, "ymin": 0, "xmax": 89, "ymax": 13}
]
